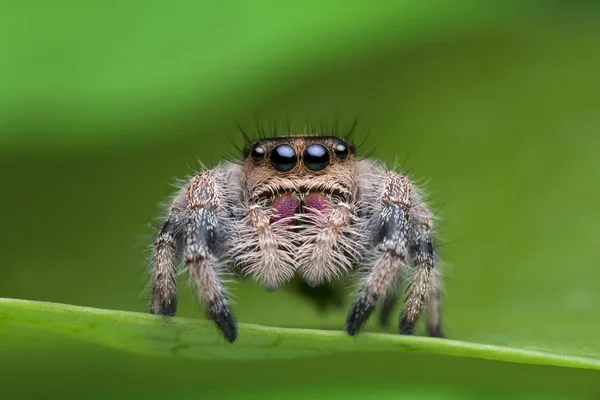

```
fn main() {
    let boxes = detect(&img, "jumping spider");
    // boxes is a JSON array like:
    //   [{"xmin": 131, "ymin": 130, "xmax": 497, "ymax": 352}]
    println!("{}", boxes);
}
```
[{"xmin": 149, "ymin": 133, "xmax": 443, "ymax": 342}]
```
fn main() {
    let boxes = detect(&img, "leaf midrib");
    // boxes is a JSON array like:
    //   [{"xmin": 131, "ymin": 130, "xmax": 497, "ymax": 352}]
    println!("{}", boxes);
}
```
[{"xmin": 0, "ymin": 298, "xmax": 597, "ymax": 370}]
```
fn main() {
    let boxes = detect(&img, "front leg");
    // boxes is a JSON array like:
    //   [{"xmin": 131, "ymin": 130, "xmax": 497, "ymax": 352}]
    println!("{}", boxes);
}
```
[
  {"xmin": 150, "ymin": 170, "xmax": 237, "ymax": 343},
  {"xmin": 184, "ymin": 172, "xmax": 237, "ymax": 343},
  {"xmin": 346, "ymin": 172, "xmax": 412, "ymax": 336}
]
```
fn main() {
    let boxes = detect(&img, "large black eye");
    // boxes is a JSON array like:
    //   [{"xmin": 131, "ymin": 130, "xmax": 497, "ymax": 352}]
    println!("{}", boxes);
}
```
[
  {"xmin": 334, "ymin": 142, "xmax": 349, "ymax": 159},
  {"xmin": 250, "ymin": 144, "xmax": 266, "ymax": 162},
  {"xmin": 303, "ymin": 144, "xmax": 330, "ymax": 171},
  {"xmin": 270, "ymin": 144, "xmax": 297, "ymax": 172}
]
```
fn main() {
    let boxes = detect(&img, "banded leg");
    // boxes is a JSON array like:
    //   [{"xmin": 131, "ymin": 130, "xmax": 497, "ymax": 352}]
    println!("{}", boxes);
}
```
[
  {"xmin": 399, "ymin": 204, "xmax": 441, "ymax": 336},
  {"xmin": 185, "ymin": 173, "xmax": 237, "ymax": 343},
  {"xmin": 150, "ymin": 218, "xmax": 181, "ymax": 316},
  {"xmin": 346, "ymin": 173, "xmax": 412, "ymax": 336}
]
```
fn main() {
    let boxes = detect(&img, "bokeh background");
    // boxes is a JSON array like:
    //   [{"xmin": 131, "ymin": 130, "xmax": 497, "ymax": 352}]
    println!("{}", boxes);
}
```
[{"xmin": 2, "ymin": 1, "xmax": 600, "ymax": 398}]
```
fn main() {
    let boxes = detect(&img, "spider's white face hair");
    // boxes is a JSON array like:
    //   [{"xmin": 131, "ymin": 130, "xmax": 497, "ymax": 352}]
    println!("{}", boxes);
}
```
[
  {"xmin": 232, "ymin": 135, "xmax": 362, "ymax": 289},
  {"xmin": 149, "ymin": 133, "xmax": 443, "ymax": 344}
]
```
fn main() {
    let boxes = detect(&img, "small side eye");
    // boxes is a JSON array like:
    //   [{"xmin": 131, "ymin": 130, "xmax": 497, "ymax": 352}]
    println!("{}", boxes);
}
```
[
  {"xmin": 250, "ymin": 145, "xmax": 266, "ymax": 162},
  {"xmin": 270, "ymin": 144, "xmax": 297, "ymax": 172},
  {"xmin": 334, "ymin": 143, "xmax": 349, "ymax": 159},
  {"xmin": 303, "ymin": 144, "xmax": 330, "ymax": 171}
]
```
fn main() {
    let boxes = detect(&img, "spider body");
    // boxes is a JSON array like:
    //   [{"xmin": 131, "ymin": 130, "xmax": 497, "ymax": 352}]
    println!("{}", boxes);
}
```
[{"xmin": 149, "ymin": 134, "xmax": 443, "ymax": 343}]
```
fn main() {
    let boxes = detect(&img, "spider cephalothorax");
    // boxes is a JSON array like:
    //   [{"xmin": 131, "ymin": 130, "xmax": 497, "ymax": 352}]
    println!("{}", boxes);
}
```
[
  {"xmin": 149, "ymin": 133, "xmax": 443, "ymax": 343},
  {"xmin": 237, "ymin": 136, "xmax": 362, "ymax": 290}
]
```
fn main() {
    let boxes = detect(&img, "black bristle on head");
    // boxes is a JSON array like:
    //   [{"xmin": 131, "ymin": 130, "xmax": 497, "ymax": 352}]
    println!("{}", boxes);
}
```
[
  {"xmin": 285, "ymin": 114, "xmax": 293, "ymax": 136},
  {"xmin": 344, "ymin": 117, "xmax": 360, "ymax": 140},
  {"xmin": 355, "ymin": 126, "xmax": 375, "ymax": 161},
  {"xmin": 235, "ymin": 120, "xmax": 251, "ymax": 143},
  {"xmin": 231, "ymin": 117, "xmax": 369, "ymax": 159},
  {"xmin": 331, "ymin": 114, "xmax": 339, "ymax": 136},
  {"xmin": 253, "ymin": 116, "xmax": 267, "ymax": 139},
  {"xmin": 228, "ymin": 133, "xmax": 244, "ymax": 155},
  {"xmin": 271, "ymin": 122, "xmax": 278, "ymax": 137}
]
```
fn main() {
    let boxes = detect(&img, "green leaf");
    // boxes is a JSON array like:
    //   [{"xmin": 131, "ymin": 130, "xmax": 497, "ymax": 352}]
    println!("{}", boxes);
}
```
[
  {"xmin": 3, "ymin": 2, "xmax": 600, "ymax": 398},
  {"xmin": 1, "ymin": 298, "xmax": 598, "ymax": 370}
]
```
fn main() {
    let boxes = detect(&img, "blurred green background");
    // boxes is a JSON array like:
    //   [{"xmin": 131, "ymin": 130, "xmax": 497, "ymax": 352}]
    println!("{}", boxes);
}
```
[{"xmin": 2, "ymin": 1, "xmax": 600, "ymax": 398}]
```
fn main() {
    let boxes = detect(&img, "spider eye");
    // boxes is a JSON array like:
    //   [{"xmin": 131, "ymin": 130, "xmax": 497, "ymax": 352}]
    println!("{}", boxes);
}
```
[
  {"xmin": 303, "ymin": 144, "xmax": 330, "ymax": 171},
  {"xmin": 270, "ymin": 144, "xmax": 297, "ymax": 172},
  {"xmin": 250, "ymin": 145, "xmax": 266, "ymax": 162},
  {"xmin": 334, "ymin": 142, "xmax": 349, "ymax": 159}
]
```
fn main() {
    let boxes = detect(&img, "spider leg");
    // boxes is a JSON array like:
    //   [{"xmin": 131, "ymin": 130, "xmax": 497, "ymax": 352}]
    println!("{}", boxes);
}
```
[
  {"xmin": 184, "ymin": 172, "xmax": 237, "ymax": 343},
  {"xmin": 399, "ymin": 203, "xmax": 443, "ymax": 337},
  {"xmin": 150, "ymin": 218, "xmax": 181, "ymax": 316},
  {"xmin": 426, "ymin": 287, "xmax": 444, "ymax": 338},
  {"xmin": 378, "ymin": 291, "xmax": 398, "ymax": 327},
  {"xmin": 346, "ymin": 172, "xmax": 411, "ymax": 336},
  {"xmin": 289, "ymin": 278, "xmax": 346, "ymax": 312}
]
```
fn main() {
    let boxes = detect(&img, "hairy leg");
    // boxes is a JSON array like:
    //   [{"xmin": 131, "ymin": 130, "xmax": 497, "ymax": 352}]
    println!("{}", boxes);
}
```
[
  {"xmin": 150, "ymin": 218, "xmax": 181, "ymax": 316},
  {"xmin": 399, "ymin": 202, "xmax": 442, "ymax": 336},
  {"xmin": 289, "ymin": 277, "xmax": 346, "ymax": 312},
  {"xmin": 378, "ymin": 292, "xmax": 398, "ymax": 327},
  {"xmin": 346, "ymin": 172, "xmax": 412, "ymax": 336},
  {"xmin": 184, "ymin": 172, "xmax": 237, "ymax": 343},
  {"xmin": 426, "ymin": 286, "xmax": 444, "ymax": 337}
]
